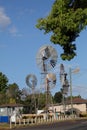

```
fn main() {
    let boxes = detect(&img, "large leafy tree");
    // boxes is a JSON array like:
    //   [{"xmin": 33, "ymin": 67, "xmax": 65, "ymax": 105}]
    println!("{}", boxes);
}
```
[{"xmin": 36, "ymin": 0, "xmax": 87, "ymax": 60}]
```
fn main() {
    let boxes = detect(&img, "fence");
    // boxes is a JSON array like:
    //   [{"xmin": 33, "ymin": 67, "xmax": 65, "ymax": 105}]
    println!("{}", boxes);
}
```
[{"xmin": 9, "ymin": 113, "xmax": 77, "ymax": 129}]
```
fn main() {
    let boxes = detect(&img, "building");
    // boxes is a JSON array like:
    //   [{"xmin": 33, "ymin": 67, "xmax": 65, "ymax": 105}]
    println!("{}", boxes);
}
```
[
  {"xmin": 0, "ymin": 103, "xmax": 23, "ymax": 123},
  {"xmin": 49, "ymin": 98, "xmax": 87, "ymax": 116}
]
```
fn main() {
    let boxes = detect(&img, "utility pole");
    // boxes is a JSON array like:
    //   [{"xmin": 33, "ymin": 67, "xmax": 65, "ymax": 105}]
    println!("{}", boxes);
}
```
[
  {"xmin": 69, "ymin": 67, "xmax": 73, "ymax": 117},
  {"xmin": 69, "ymin": 67, "xmax": 80, "ymax": 117}
]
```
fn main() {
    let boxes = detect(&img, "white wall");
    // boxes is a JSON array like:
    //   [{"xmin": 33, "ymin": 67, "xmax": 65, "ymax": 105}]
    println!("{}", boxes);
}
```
[{"xmin": 49, "ymin": 103, "xmax": 87, "ymax": 113}]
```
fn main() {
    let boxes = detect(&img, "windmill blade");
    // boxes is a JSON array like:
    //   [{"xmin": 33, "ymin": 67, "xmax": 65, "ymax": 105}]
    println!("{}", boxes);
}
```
[
  {"xmin": 41, "ymin": 46, "xmax": 51, "ymax": 60},
  {"xmin": 50, "ymin": 59, "xmax": 56, "ymax": 68}
]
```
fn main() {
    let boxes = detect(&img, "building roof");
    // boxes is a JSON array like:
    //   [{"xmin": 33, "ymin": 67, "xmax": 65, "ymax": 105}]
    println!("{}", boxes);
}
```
[
  {"xmin": 52, "ymin": 98, "xmax": 87, "ymax": 107},
  {"xmin": 66, "ymin": 98, "xmax": 87, "ymax": 104}
]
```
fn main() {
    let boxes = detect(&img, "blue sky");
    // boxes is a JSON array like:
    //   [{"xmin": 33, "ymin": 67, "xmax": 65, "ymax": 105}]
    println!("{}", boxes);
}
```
[{"xmin": 0, "ymin": 0, "xmax": 87, "ymax": 98}]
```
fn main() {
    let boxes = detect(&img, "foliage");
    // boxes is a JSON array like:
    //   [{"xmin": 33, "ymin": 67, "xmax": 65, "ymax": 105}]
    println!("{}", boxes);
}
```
[
  {"xmin": 36, "ymin": 0, "xmax": 87, "ymax": 60},
  {"xmin": 0, "ymin": 93, "xmax": 7, "ymax": 105},
  {"xmin": 67, "ymin": 94, "xmax": 81, "ymax": 100},
  {"xmin": 53, "ymin": 91, "xmax": 62, "ymax": 103},
  {"xmin": 0, "ymin": 72, "xmax": 8, "ymax": 104},
  {"xmin": 6, "ymin": 83, "xmax": 22, "ymax": 103},
  {"xmin": 37, "ymin": 93, "xmax": 47, "ymax": 109},
  {"xmin": 22, "ymin": 92, "xmax": 46, "ymax": 114},
  {"xmin": 0, "ymin": 72, "xmax": 8, "ymax": 92}
]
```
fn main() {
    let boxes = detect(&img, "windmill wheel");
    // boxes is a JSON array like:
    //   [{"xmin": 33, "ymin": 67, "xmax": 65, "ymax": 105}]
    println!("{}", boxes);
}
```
[
  {"xmin": 26, "ymin": 74, "xmax": 37, "ymax": 89},
  {"xmin": 46, "ymin": 73, "xmax": 56, "ymax": 89},
  {"xmin": 36, "ymin": 45, "xmax": 58, "ymax": 72}
]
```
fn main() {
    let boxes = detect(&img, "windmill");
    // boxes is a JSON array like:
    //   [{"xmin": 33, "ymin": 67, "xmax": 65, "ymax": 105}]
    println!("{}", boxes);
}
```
[
  {"xmin": 36, "ymin": 45, "xmax": 58, "ymax": 89},
  {"xmin": 45, "ymin": 73, "xmax": 56, "ymax": 111},
  {"xmin": 60, "ymin": 64, "xmax": 69, "ymax": 115},
  {"xmin": 26, "ymin": 74, "xmax": 37, "ymax": 114},
  {"xmin": 36, "ymin": 45, "xmax": 58, "ymax": 113}
]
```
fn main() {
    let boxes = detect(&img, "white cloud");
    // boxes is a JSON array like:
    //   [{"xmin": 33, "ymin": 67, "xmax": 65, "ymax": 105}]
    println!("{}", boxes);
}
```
[
  {"xmin": 0, "ymin": 7, "xmax": 11, "ymax": 29},
  {"xmin": 0, "ymin": 7, "xmax": 22, "ymax": 37}
]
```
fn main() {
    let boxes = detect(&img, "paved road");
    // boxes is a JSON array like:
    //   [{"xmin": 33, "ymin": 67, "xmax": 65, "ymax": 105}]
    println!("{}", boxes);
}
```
[{"xmin": 13, "ymin": 119, "xmax": 87, "ymax": 130}]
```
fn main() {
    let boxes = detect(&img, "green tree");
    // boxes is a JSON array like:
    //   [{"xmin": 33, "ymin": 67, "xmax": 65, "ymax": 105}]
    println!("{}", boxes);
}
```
[
  {"xmin": 6, "ymin": 83, "xmax": 21, "ymax": 104},
  {"xmin": 67, "ymin": 94, "xmax": 81, "ymax": 100},
  {"xmin": 53, "ymin": 91, "xmax": 62, "ymax": 103},
  {"xmin": 22, "ymin": 92, "xmax": 46, "ymax": 113},
  {"xmin": 0, "ymin": 72, "xmax": 8, "ymax": 104},
  {"xmin": 0, "ymin": 72, "xmax": 8, "ymax": 92},
  {"xmin": 37, "ymin": 93, "xmax": 47, "ymax": 109},
  {"xmin": 36, "ymin": 0, "xmax": 87, "ymax": 60}
]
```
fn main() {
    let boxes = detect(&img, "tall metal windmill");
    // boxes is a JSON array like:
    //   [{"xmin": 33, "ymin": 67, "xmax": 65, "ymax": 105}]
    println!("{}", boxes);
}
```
[
  {"xmin": 60, "ymin": 64, "xmax": 69, "ymax": 115},
  {"xmin": 45, "ymin": 73, "xmax": 56, "ymax": 111},
  {"xmin": 26, "ymin": 74, "xmax": 37, "ymax": 114},
  {"xmin": 36, "ymin": 45, "xmax": 58, "ymax": 112}
]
